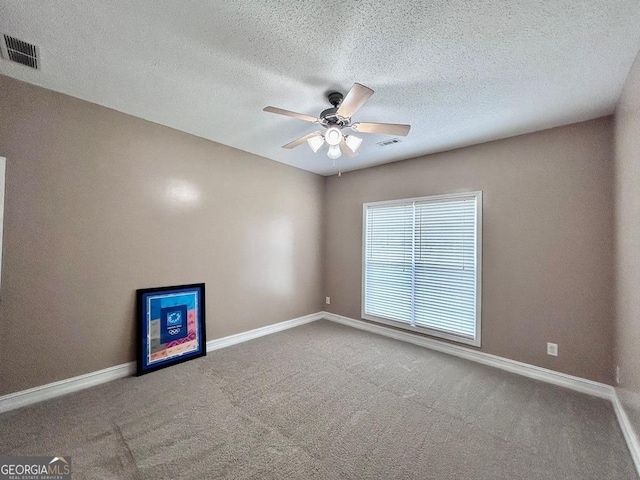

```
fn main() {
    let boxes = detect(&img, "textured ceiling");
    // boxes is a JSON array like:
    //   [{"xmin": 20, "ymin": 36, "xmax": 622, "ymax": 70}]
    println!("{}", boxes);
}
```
[{"xmin": 1, "ymin": 1, "xmax": 640, "ymax": 176}]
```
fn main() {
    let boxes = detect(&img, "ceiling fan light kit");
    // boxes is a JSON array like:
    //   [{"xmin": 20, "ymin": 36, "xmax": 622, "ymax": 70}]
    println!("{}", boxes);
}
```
[
  {"xmin": 345, "ymin": 134, "xmax": 363, "ymax": 154},
  {"xmin": 324, "ymin": 127, "xmax": 342, "ymax": 146},
  {"xmin": 307, "ymin": 135, "xmax": 324, "ymax": 153},
  {"xmin": 263, "ymin": 83, "xmax": 411, "ymax": 166},
  {"xmin": 327, "ymin": 144, "xmax": 342, "ymax": 160}
]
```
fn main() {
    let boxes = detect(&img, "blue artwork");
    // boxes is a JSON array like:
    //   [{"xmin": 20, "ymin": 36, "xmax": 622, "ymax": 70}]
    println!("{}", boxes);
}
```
[{"xmin": 136, "ymin": 283, "xmax": 206, "ymax": 376}]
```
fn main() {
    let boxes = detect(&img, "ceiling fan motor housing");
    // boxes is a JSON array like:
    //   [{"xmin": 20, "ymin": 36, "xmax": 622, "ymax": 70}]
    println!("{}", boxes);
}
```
[
  {"xmin": 327, "ymin": 91, "xmax": 343, "ymax": 107},
  {"xmin": 320, "ymin": 91, "xmax": 349, "ymax": 127}
]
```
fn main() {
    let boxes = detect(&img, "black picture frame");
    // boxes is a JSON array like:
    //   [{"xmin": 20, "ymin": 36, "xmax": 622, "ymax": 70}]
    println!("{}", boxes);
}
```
[{"xmin": 136, "ymin": 283, "xmax": 206, "ymax": 376}]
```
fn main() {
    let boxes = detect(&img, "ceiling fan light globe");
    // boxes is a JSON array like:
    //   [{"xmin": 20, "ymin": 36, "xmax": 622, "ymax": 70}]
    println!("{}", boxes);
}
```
[
  {"xmin": 307, "ymin": 135, "xmax": 324, "ymax": 153},
  {"xmin": 327, "ymin": 144, "xmax": 342, "ymax": 159},
  {"xmin": 345, "ymin": 135, "xmax": 363, "ymax": 153},
  {"xmin": 325, "ymin": 127, "xmax": 342, "ymax": 146}
]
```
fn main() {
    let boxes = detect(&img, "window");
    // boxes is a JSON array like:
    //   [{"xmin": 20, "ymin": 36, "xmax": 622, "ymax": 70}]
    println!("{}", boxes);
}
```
[{"xmin": 362, "ymin": 192, "xmax": 482, "ymax": 346}]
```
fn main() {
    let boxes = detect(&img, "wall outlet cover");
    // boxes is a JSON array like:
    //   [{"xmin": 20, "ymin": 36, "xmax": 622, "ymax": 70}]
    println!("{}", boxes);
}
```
[{"xmin": 547, "ymin": 342, "xmax": 558, "ymax": 356}]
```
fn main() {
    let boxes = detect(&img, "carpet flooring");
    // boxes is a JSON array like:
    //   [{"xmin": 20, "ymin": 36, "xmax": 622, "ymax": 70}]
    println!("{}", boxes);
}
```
[{"xmin": 0, "ymin": 320, "xmax": 637, "ymax": 479}]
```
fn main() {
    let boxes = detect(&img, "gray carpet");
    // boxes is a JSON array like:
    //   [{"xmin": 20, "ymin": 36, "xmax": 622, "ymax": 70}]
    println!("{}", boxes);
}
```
[{"xmin": 0, "ymin": 320, "xmax": 636, "ymax": 479}]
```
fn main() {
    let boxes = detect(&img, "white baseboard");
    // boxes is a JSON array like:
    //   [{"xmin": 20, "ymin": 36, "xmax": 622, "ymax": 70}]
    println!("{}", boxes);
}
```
[
  {"xmin": 0, "ymin": 311, "xmax": 324, "ymax": 415},
  {"xmin": 0, "ymin": 362, "xmax": 136, "ymax": 415},
  {"xmin": 322, "ymin": 312, "xmax": 613, "ymax": 400},
  {"xmin": 206, "ymin": 312, "xmax": 323, "ymax": 352},
  {"xmin": 612, "ymin": 390, "xmax": 640, "ymax": 474}
]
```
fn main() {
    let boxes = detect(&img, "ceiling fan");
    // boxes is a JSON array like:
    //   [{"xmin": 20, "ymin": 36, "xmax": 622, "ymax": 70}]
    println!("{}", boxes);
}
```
[{"xmin": 263, "ymin": 83, "xmax": 411, "ymax": 160}]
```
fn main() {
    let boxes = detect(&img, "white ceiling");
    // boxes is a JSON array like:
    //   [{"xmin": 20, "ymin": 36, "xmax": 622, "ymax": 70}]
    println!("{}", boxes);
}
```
[{"xmin": 1, "ymin": 1, "xmax": 640, "ymax": 176}]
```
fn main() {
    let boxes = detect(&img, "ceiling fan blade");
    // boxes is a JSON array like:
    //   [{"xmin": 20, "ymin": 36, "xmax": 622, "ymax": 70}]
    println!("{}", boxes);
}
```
[
  {"xmin": 351, "ymin": 122, "xmax": 411, "ymax": 136},
  {"xmin": 282, "ymin": 131, "xmax": 323, "ymax": 149},
  {"xmin": 263, "ymin": 106, "xmax": 318, "ymax": 123},
  {"xmin": 339, "ymin": 138, "xmax": 357, "ymax": 158},
  {"xmin": 337, "ymin": 83, "xmax": 374, "ymax": 118}
]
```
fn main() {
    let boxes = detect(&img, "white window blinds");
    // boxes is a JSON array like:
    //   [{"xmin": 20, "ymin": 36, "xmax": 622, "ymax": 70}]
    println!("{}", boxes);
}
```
[{"xmin": 363, "ymin": 192, "xmax": 481, "ymax": 345}]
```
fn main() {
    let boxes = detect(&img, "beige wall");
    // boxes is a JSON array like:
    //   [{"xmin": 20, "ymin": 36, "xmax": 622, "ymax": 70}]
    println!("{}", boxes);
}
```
[
  {"xmin": 324, "ymin": 118, "xmax": 615, "ymax": 384},
  {"xmin": 0, "ymin": 73, "xmax": 620, "ymax": 395},
  {"xmin": 0, "ymin": 75, "xmax": 323, "ymax": 395},
  {"xmin": 614, "ymin": 51, "xmax": 640, "ymax": 435}
]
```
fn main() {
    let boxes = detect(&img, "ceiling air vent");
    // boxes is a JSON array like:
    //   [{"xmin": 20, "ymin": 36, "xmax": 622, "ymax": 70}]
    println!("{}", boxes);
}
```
[
  {"xmin": 376, "ymin": 138, "xmax": 401, "ymax": 147},
  {"xmin": 1, "ymin": 34, "xmax": 39, "ymax": 69}
]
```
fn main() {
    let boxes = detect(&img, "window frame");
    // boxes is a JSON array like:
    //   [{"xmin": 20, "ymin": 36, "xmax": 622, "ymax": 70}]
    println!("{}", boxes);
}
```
[{"xmin": 361, "ymin": 191, "xmax": 483, "ymax": 347}]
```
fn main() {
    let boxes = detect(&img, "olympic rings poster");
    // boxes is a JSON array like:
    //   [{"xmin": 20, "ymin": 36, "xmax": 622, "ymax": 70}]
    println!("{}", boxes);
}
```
[{"xmin": 136, "ymin": 283, "xmax": 206, "ymax": 375}]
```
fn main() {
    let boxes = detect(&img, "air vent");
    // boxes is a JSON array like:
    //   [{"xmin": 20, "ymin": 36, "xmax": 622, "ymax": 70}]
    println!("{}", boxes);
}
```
[
  {"xmin": 376, "ymin": 138, "xmax": 401, "ymax": 147},
  {"xmin": 1, "ymin": 34, "xmax": 38, "ymax": 69}
]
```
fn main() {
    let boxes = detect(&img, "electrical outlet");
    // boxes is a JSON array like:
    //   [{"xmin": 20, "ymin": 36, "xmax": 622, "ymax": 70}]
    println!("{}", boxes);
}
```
[
  {"xmin": 547, "ymin": 342, "xmax": 558, "ymax": 357},
  {"xmin": 325, "ymin": 296, "xmax": 331, "ymax": 305},
  {"xmin": 616, "ymin": 366, "xmax": 621, "ymax": 385}
]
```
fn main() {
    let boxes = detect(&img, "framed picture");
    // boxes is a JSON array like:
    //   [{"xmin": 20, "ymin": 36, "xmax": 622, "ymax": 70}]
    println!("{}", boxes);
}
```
[{"xmin": 136, "ymin": 283, "xmax": 206, "ymax": 376}]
